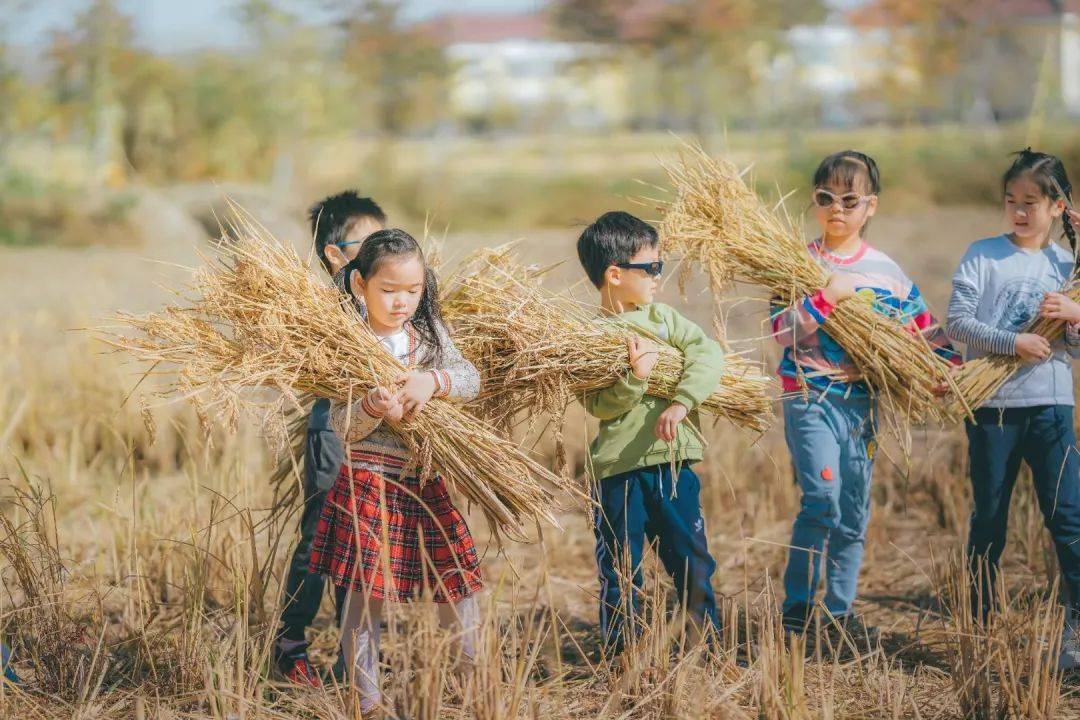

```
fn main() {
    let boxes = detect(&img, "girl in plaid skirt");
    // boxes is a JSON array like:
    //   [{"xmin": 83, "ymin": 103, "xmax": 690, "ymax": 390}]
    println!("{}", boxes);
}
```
[{"xmin": 309, "ymin": 228, "xmax": 483, "ymax": 712}]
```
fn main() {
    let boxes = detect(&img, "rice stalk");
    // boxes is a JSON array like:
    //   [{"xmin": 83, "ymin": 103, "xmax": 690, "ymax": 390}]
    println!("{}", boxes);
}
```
[
  {"xmin": 99, "ymin": 203, "xmax": 566, "ymax": 541},
  {"xmin": 441, "ymin": 245, "xmax": 775, "ymax": 435},
  {"xmin": 947, "ymin": 284, "xmax": 1080, "ymax": 416},
  {"xmin": 658, "ymin": 143, "xmax": 966, "ymax": 424}
]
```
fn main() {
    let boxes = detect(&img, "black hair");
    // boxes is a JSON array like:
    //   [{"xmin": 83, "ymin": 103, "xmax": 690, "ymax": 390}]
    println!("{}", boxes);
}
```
[
  {"xmin": 812, "ymin": 150, "xmax": 881, "ymax": 236},
  {"xmin": 576, "ymin": 211, "xmax": 659, "ymax": 289},
  {"xmin": 1002, "ymin": 148, "xmax": 1076, "ymax": 263},
  {"xmin": 813, "ymin": 150, "xmax": 881, "ymax": 195},
  {"xmin": 308, "ymin": 190, "xmax": 387, "ymax": 273},
  {"xmin": 341, "ymin": 228, "xmax": 445, "ymax": 364}
]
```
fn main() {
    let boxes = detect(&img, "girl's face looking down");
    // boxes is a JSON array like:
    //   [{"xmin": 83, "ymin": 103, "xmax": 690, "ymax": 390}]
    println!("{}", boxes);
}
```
[
  {"xmin": 350, "ymin": 253, "xmax": 426, "ymax": 335},
  {"xmin": 812, "ymin": 177, "xmax": 878, "ymax": 243},
  {"xmin": 1004, "ymin": 173, "xmax": 1065, "ymax": 243}
]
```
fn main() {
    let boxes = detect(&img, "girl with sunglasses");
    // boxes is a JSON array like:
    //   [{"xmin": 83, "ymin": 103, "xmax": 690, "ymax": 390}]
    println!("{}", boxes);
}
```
[{"xmin": 771, "ymin": 151, "xmax": 960, "ymax": 644}]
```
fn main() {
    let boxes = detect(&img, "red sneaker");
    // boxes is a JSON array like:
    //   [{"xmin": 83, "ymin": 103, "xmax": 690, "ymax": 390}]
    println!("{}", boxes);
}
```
[{"xmin": 276, "ymin": 648, "xmax": 323, "ymax": 688}]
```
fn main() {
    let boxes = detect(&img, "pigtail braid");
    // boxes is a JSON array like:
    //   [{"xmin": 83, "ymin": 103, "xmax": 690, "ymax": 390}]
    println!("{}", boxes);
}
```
[{"xmin": 1063, "ymin": 210, "xmax": 1078, "ymax": 277}]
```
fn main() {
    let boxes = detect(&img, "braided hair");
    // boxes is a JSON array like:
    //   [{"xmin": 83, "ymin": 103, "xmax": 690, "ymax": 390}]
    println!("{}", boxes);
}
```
[
  {"xmin": 342, "ymin": 228, "xmax": 446, "ymax": 365},
  {"xmin": 1003, "ymin": 148, "xmax": 1076, "ymax": 269}
]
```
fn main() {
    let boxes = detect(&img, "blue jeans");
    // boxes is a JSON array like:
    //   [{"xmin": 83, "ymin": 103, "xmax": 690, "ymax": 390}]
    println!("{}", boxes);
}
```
[
  {"xmin": 781, "ymin": 393, "xmax": 877, "ymax": 619},
  {"xmin": 966, "ymin": 405, "xmax": 1080, "ymax": 613},
  {"xmin": 592, "ymin": 463, "xmax": 719, "ymax": 651}
]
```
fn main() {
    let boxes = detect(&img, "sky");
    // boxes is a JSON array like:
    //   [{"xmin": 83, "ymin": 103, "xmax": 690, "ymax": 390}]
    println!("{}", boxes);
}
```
[
  {"xmin": 7, "ymin": 0, "xmax": 545, "ymax": 54},
  {"xmin": 7, "ymin": 0, "xmax": 864, "ymax": 55}
]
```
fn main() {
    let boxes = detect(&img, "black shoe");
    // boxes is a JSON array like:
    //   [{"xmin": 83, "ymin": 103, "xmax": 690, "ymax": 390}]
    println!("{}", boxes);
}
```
[
  {"xmin": 824, "ymin": 613, "xmax": 880, "ymax": 650},
  {"xmin": 322, "ymin": 653, "xmax": 348, "ymax": 685},
  {"xmin": 781, "ymin": 603, "xmax": 815, "ymax": 636}
]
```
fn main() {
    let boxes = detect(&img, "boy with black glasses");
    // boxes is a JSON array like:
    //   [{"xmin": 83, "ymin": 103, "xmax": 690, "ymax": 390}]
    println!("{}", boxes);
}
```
[
  {"xmin": 274, "ymin": 191, "xmax": 386, "ymax": 685},
  {"xmin": 576, "ymin": 210, "xmax": 726, "ymax": 656}
]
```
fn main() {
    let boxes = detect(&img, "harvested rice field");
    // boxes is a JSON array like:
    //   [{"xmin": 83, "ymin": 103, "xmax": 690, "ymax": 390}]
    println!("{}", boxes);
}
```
[{"xmin": 3, "ymin": 201, "xmax": 1080, "ymax": 719}]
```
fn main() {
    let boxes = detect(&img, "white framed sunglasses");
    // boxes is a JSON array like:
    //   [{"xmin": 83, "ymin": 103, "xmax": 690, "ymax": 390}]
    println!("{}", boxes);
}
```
[{"xmin": 812, "ymin": 188, "xmax": 874, "ymax": 211}]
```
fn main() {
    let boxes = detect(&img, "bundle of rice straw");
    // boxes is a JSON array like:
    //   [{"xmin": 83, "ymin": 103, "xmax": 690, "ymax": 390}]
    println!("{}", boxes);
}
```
[
  {"xmin": 102, "ymin": 207, "xmax": 564, "ymax": 541},
  {"xmin": 947, "ymin": 283, "xmax": 1080, "ymax": 416},
  {"xmin": 441, "ymin": 245, "xmax": 775, "ymax": 435},
  {"xmin": 659, "ymin": 144, "xmax": 967, "ymax": 423}
]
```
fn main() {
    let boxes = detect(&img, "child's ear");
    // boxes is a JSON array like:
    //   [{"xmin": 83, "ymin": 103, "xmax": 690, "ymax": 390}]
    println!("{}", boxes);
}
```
[
  {"xmin": 604, "ymin": 265, "xmax": 621, "ymax": 287},
  {"xmin": 1051, "ymin": 198, "xmax": 1066, "ymax": 218},
  {"xmin": 865, "ymin": 195, "xmax": 878, "ymax": 219},
  {"xmin": 348, "ymin": 269, "xmax": 364, "ymax": 298},
  {"xmin": 324, "ymin": 245, "xmax": 348, "ymax": 273}
]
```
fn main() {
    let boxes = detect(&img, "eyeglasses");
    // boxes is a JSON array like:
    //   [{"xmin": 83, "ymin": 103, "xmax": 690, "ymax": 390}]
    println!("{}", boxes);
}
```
[
  {"xmin": 615, "ymin": 260, "xmax": 664, "ymax": 277},
  {"xmin": 812, "ymin": 188, "xmax": 873, "ymax": 211},
  {"xmin": 335, "ymin": 240, "xmax": 363, "ymax": 249}
]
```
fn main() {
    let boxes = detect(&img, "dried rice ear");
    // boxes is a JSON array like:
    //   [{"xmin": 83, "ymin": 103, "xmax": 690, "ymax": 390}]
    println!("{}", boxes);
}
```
[
  {"xmin": 101, "ymin": 201, "xmax": 568, "ymax": 543},
  {"xmin": 658, "ymin": 142, "xmax": 968, "ymax": 425},
  {"xmin": 441, "ymin": 244, "xmax": 774, "ymax": 436},
  {"xmin": 946, "ymin": 283, "xmax": 1080, "ymax": 416}
]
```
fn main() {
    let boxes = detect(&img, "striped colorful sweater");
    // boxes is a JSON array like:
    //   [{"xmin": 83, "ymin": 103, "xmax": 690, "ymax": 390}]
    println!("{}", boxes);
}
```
[{"xmin": 770, "ymin": 239, "xmax": 961, "ymax": 397}]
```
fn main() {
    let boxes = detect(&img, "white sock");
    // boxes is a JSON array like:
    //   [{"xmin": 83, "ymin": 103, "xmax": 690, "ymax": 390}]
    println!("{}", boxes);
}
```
[
  {"xmin": 438, "ymin": 594, "xmax": 480, "ymax": 663},
  {"xmin": 340, "ymin": 592, "xmax": 383, "ymax": 711}
]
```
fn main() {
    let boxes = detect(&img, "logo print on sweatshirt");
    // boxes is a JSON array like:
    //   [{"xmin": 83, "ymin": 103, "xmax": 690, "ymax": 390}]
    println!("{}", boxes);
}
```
[
  {"xmin": 820, "ymin": 466, "xmax": 834, "ymax": 482},
  {"xmin": 992, "ymin": 278, "xmax": 1056, "ymax": 332}
]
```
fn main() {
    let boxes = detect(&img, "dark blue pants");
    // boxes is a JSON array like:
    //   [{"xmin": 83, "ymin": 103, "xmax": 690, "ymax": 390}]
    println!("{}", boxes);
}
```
[
  {"xmin": 593, "ymin": 463, "xmax": 719, "ymax": 651},
  {"xmin": 966, "ymin": 405, "xmax": 1080, "ymax": 613},
  {"xmin": 279, "ymin": 427, "xmax": 344, "ymax": 642}
]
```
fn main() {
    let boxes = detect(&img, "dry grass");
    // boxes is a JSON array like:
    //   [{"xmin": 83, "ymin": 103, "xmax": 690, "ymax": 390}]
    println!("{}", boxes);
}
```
[
  {"xmin": 441, "ymin": 244, "xmax": 774, "ymax": 435},
  {"xmin": 4, "ymin": 303, "xmax": 1080, "ymax": 718},
  {"xmin": 935, "ymin": 552, "xmax": 1065, "ymax": 719},
  {"xmin": 5, "ymin": 204, "xmax": 1080, "ymax": 718},
  {"xmin": 658, "ymin": 143, "xmax": 967, "ymax": 426},
  {"xmin": 100, "ymin": 206, "xmax": 570, "ymax": 541}
]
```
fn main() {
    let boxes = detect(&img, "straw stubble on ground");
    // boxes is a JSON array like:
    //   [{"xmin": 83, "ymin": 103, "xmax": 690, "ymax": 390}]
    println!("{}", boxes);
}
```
[{"xmin": 5, "ymin": 207, "xmax": 1080, "ymax": 718}]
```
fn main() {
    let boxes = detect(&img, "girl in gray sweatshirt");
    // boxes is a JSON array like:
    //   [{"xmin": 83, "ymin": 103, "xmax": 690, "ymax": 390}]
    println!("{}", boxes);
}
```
[{"xmin": 946, "ymin": 149, "xmax": 1080, "ymax": 670}]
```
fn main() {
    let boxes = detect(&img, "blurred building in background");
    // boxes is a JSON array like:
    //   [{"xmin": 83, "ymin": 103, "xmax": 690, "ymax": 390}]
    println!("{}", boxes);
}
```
[
  {"xmin": 848, "ymin": 0, "xmax": 1080, "ymax": 122},
  {"xmin": 423, "ymin": 11, "xmax": 629, "ymax": 132},
  {"xmin": 3, "ymin": 0, "xmax": 1080, "ymax": 201}
]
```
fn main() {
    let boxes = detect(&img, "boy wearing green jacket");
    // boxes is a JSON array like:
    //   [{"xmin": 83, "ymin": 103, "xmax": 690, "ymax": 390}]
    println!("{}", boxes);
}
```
[{"xmin": 577, "ymin": 211, "xmax": 725, "ymax": 655}]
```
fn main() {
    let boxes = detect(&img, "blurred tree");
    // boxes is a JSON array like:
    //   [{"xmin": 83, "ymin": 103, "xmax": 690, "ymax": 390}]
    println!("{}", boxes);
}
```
[
  {"xmin": 857, "ymin": 0, "xmax": 1055, "ymax": 124},
  {"xmin": 80, "ymin": 0, "xmax": 132, "ymax": 185},
  {"xmin": 552, "ymin": 0, "xmax": 623, "ymax": 42},
  {"xmin": 43, "ymin": 0, "xmax": 134, "ymax": 186},
  {"xmin": 854, "ymin": 0, "xmax": 972, "ymax": 122},
  {"xmin": 326, "ymin": 0, "xmax": 450, "ymax": 136},
  {"xmin": 235, "ymin": 0, "xmax": 310, "ymax": 191},
  {"xmin": 553, "ymin": 0, "xmax": 827, "ymax": 135},
  {"xmin": 0, "ymin": 1, "xmax": 39, "ymax": 163}
]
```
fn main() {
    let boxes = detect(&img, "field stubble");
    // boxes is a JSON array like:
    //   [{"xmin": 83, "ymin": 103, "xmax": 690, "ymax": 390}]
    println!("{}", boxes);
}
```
[{"xmin": 2, "ymin": 205, "xmax": 1078, "ymax": 718}]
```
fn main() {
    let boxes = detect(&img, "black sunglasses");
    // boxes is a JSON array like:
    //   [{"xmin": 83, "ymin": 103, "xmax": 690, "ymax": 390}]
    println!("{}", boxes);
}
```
[{"xmin": 615, "ymin": 260, "xmax": 664, "ymax": 277}]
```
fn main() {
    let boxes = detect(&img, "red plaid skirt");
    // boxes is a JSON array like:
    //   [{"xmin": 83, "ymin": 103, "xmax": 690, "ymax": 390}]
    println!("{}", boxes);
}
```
[{"xmin": 309, "ymin": 451, "xmax": 483, "ymax": 603}]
